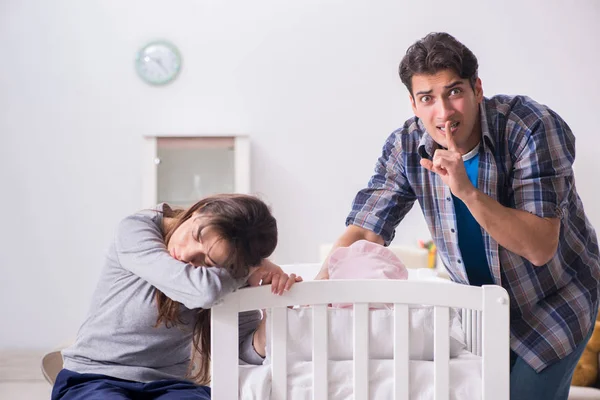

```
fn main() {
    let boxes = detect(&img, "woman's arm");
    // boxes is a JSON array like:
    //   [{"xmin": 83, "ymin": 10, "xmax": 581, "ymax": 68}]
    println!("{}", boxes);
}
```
[
  {"xmin": 252, "ymin": 316, "xmax": 267, "ymax": 358},
  {"xmin": 239, "ymin": 310, "xmax": 266, "ymax": 364},
  {"xmin": 114, "ymin": 213, "xmax": 245, "ymax": 309},
  {"xmin": 244, "ymin": 260, "xmax": 303, "ymax": 360}
]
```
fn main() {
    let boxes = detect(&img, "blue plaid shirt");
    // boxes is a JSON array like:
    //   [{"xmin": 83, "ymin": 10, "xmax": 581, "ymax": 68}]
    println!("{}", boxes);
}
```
[{"xmin": 347, "ymin": 95, "xmax": 600, "ymax": 372}]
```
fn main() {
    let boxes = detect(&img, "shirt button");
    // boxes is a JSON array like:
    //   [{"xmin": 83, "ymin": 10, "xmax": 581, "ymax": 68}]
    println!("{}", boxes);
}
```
[
  {"xmin": 446, "ymin": 197, "xmax": 451, "ymax": 201},
  {"xmin": 451, "ymin": 229, "xmax": 455, "ymax": 233},
  {"xmin": 457, "ymin": 259, "xmax": 462, "ymax": 264}
]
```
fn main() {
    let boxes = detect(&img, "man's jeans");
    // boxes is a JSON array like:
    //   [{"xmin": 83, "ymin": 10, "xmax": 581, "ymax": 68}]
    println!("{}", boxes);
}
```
[{"xmin": 510, "ymin": 317, "xmax": 596, "ymax": 400}]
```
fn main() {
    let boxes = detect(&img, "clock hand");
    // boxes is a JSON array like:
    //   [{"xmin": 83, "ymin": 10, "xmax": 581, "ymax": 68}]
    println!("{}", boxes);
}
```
[
  {"xmin": 147, "ymin": 56, "xmax": 169, "ymax": 75},
  {"xmin": 154, "ymin": 58, "xmax": 169, "ymax": 74}
]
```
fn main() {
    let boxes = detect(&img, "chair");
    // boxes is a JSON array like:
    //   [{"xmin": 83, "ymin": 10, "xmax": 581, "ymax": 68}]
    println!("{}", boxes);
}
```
[{"xmin": 41, "ymin": 351, "xmax": 63, "ymax": 385}]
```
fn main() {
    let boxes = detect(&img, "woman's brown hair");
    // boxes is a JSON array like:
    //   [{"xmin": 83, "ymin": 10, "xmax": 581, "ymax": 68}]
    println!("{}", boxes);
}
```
[{"xmin": 156, "ymin": 194, "xmax": 278, "ymax": 384}]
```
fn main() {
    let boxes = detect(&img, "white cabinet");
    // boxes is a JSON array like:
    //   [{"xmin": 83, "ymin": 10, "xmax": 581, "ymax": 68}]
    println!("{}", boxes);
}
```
[{"xmin": 141, "ymin": 135, "xmax": 250, "ymax": 208}]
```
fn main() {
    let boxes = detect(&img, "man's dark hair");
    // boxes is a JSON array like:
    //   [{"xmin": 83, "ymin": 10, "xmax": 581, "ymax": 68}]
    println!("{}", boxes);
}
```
[{"xmin": 399, "ymin": 32, "xmax": 479, "ymax": 97}]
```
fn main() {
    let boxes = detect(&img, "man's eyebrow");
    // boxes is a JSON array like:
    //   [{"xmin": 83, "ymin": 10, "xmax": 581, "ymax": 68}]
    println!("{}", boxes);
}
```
[
  {"xmin": 415, "ymin": 89, "xmax": 432, "ymax": 96},
  {"xmin": 415, "ymin": 81, "xmax": 465, "ymax": 96},
  {"xmin": 444, "ymin": 80, "xmax": 464, "ymax": 89}
]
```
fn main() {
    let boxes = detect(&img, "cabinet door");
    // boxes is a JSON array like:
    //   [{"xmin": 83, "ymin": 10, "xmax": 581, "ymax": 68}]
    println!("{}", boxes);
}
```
[{"xmin": 142, "ymin": 136, "xmax": 249, "ymax": 208}]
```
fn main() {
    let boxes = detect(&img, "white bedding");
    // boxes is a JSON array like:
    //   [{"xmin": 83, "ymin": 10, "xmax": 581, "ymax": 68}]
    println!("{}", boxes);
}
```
[
  {"xmin": 265, "ymin": 306, "xmax": 467, "ymax": 363},
  {"xmin": 239, "ymin": 350, "xmax": 482, "ymax": 399}
]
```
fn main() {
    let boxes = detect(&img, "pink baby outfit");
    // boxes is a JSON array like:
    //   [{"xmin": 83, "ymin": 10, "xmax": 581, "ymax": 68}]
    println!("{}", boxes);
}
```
[{"xmin": 327, "ymin": 240, "xmax": 408, "ymax": 309}]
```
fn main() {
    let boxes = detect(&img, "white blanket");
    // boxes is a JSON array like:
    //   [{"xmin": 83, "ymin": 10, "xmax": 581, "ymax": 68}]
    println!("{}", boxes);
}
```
[
  {"xmin": 265, "ymin": 306, "xmax": 467, "ymax": 363},
  {"xmin": 239, "ymin": 351, "xmax": 482, "ymax": 400}
]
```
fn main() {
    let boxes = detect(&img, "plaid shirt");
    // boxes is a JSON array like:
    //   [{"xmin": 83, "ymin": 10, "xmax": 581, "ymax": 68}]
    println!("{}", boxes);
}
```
[{"xmin": 347, "ymin": 95, "xmax": 600, "ymax": 372}]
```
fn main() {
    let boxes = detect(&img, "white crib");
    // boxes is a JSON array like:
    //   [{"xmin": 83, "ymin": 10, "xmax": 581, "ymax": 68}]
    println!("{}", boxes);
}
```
[{"xmin": 211, "ymin": 277, "xmax": 510, "ymax": 400}]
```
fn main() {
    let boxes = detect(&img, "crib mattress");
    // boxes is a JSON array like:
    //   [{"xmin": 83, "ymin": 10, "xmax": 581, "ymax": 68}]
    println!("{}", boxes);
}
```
[{"xmin": 239, "ymin": 351, "xmax": 482, "ymax": 399}]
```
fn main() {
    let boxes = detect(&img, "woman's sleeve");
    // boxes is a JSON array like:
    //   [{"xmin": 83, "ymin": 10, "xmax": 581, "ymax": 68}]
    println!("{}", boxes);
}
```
[
  {"xmin": 238, "ymin": 310, "xmax": 265, "ymax": 365},
  {"xmin": 114, "ymin": 213, "xmax": 246, "ymax": 309}
]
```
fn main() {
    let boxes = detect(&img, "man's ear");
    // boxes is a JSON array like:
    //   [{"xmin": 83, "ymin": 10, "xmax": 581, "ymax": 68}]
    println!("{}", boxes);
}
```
[
  {"xmin": 410, "ymin": 94, "xmax": 417, "ymax": 114},
  {"xmin": 474, "ymin": 78, "xmax": 483, "ymax": 102}
]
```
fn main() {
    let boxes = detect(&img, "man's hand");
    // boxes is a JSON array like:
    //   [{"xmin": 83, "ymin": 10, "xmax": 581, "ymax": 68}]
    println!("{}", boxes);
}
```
[
  {"xmin": 315, "ymin": 226, "xmax": 385, "ymax": 280},
  {"xmin": 420, "ymin": 121, "xmax": 475, "ymax": 201},
  {"xmin": 247, "ymin": 259, "xmax": 303, "ymax": 295},
  {"xmin": 314, "ymin": 267, "xmax": 329, "ymax": 280}
]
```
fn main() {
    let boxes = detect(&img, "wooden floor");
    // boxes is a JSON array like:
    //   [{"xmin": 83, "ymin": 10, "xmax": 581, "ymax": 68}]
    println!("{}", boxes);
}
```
[{"xmin": 0, "ymin": 350, "xmax": 52, "ymax": 399}]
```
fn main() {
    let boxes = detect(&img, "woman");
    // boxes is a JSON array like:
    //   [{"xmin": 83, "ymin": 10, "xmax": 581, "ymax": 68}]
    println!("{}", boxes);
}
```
[{"xmin": 52, "ymin": 194, "xmax": 300, "ymax": 399}]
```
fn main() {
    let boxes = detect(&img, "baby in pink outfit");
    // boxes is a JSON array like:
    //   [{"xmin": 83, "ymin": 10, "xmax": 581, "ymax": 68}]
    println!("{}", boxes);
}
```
[{"xmin": 327, "ymin": 240, "xmax": 408, "ymax": 309}]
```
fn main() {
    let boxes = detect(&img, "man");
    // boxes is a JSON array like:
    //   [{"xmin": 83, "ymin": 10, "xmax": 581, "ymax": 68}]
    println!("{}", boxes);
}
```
[{"xmin": 316, "ymin": 32, "xmax": 600, "ymax": 399}]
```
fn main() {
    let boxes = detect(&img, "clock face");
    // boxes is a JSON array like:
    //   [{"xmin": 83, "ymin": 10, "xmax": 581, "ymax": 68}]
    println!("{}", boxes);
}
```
[{"xmin": 135, "ymin": 41, "xmax": 182, "ymax": 85}]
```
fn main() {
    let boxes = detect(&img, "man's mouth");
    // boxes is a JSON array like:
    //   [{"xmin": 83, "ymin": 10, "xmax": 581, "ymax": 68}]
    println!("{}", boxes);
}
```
[{"xmin": 437, "ymin": 121, "xmax": 459, "ymax": 133}]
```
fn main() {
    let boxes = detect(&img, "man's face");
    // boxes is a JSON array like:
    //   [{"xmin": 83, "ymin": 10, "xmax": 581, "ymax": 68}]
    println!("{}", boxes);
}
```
[{"xmin": 409, "ymin": 69, "xmax": 483, "ymax": 155}]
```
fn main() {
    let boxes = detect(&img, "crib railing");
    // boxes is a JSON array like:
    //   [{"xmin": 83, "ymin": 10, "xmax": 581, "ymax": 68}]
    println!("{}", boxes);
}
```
[
  {"xmin": 211, "ymin": 280, "xmax": 509, "ymax": 400},
  {"xmin": 462, "ymin": 308, "xmax": 483, "ymax": 356}
]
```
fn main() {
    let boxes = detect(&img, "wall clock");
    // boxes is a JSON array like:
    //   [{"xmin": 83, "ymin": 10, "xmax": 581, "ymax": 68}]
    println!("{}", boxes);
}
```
[{"xmin": 135, "ymin": 41, "xmax": 182, "ymax": 85}]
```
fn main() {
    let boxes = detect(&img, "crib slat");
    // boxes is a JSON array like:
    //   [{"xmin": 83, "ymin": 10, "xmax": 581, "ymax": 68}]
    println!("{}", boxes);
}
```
[
  {"xmin": 482, "ymin": 286, "xmax": 510, "ymax": 400},
  {"xmin": 353, "ymin": 303, "xmax": 369, "ymax": 400},
  {"xmin": 476, "ymin": 310, "xmax": 482, "ymax": 357},
  {"xmin": 464, "ymin": 309, "xmax": 473, "ymax": 353},
  {"xmin": 271, "ymin": 307, "xmax": 288, "ymax": 400},
  {"xmin": 433, "ymin": 306, "xmax": 449, "ymax": 400},
  {"xmin": 471, "ymin": 310, "xmax": 481, "ymax": 356},
  {"xmin": 210, "ymin": 299, "xmax": 239, "ymax": 400},
  {"xmin": 312, "ymin": 305, "xmax": 328, "ymax": 400},
  {"xmin": 393, "ymin": 304, "xmax": 410, "ymax": 400},
  {"xmin": 471, "ymin": 310, "xmax": 478, "ymax": 356}
]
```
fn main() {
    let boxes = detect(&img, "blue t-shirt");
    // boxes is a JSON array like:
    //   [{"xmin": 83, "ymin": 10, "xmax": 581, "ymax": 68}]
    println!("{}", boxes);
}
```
[{"xmin": 452, "ymin": 146, "xmax": 494, "ymax": 286}]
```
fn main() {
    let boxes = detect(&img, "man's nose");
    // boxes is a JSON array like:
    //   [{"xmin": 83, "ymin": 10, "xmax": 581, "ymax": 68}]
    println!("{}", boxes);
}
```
[{"xmin": 436, "ymin": 98, "xmax": 455, "ymax": 120}]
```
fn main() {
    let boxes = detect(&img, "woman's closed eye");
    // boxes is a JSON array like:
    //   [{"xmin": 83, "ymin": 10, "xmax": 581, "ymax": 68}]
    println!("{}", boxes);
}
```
[
  {"xmin": 188, "ymin": 255, "xmax": 207, "ymax": 267},
  {"xmin": 193, "ymin": 227, "xmax": 202, "ymax": 243},
  {"xmin": 189, "ymin": 253, "xmax": 218, "ymax": 268}
]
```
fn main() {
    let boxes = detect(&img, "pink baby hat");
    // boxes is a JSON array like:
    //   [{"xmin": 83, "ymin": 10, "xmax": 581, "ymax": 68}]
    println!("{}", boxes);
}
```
[{"xmin": 328, "ymin": 240, "xmax": 408, "ymax": 308}]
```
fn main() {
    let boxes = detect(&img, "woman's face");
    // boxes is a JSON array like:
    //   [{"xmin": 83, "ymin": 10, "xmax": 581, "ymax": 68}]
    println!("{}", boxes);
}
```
[{"xmin": 167, "ymin": 213, "xmax": 231, "ymax": 268}]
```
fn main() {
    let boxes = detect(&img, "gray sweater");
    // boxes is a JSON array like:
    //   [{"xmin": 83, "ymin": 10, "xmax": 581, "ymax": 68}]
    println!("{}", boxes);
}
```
[{"xmin": 62, "ymin": 205, "xmax": 264, "ymax": 382}]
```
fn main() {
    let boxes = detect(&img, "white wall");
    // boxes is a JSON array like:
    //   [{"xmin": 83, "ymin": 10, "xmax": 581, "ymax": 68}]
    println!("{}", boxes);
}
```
[{"xmin": 1, "ymin": 0, "xmax": 598, "ymax": 349}]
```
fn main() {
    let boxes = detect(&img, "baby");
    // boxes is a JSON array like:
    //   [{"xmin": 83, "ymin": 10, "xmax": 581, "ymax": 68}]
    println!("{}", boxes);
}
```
[{"xmin": 327, "ymin": 240, "xmax": 408, "ymax": 309}]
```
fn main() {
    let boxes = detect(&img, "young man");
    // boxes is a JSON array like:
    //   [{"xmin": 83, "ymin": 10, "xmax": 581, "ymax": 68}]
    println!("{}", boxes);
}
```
[{"xmin": 317, "ymin": 32, "xmax": 600, "ymax": 399}]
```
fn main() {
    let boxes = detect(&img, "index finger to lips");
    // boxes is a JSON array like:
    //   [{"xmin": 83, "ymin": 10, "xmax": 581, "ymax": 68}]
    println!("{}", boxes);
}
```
[
  {"xmin": 432, "ymin": 153, "xmax": 445, "ymax": 170},
  {"xmin": 445, "ymin": 121, "xmax": 458, "ymax": 152}
]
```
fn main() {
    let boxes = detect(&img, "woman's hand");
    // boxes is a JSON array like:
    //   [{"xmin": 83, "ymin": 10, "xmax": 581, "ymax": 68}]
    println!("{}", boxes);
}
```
[{"xmin": 247, "ymin": 259, "xmax": 303, "ymax": 295}]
